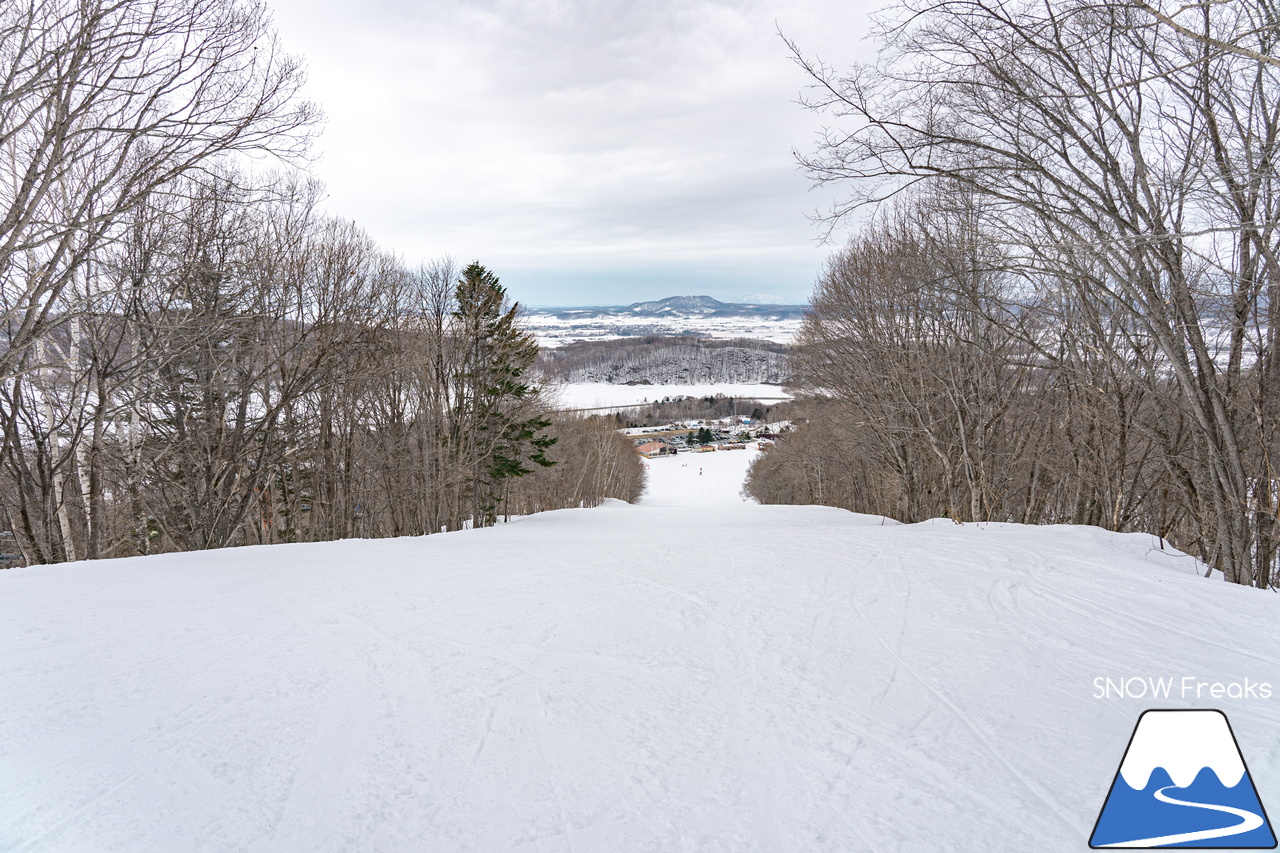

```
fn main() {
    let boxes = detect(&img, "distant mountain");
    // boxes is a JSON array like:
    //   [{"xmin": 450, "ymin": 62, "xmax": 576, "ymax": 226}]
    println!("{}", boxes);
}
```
[
  {"xmin": 625, "ymin": 295, "xmax": 727, "ymax": 314},
  {"xmin": 530, "ymin": 295, "xmax": 809, "ymax": 320}
]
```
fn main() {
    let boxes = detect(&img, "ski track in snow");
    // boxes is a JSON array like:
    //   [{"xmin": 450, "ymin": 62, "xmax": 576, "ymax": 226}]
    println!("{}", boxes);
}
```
[{"xmin": 2, "ymin": 449, "xmax": 1278, "ymax": 851}]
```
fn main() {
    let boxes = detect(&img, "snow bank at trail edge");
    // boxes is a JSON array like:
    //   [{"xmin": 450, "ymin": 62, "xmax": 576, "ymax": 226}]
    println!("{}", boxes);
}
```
[{"xmin": 1, "ymin": 449, "xmax": 1277, "ymax": 852}]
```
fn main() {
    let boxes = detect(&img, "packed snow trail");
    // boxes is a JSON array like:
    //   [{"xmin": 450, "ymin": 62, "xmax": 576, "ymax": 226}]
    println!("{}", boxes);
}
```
[
  {"xmin": 1, "ymin": 450, "xmax": 1278, "ymax": 851},
  {"xmin": 637, "ymin": 444, "xmax": 766, "ymax": 507}
]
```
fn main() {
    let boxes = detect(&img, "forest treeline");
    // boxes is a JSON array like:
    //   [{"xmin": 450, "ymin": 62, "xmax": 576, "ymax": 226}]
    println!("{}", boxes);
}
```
[
  {"xmin": 0, "ymin": 0, "xmax": 641, "ymax": 566},
  {"xmin": 538, "ymin": 336, "xmax": 789, "ymax": 385},
  {"xmin": 747, "ymin": 0, "xmax": 1280, "ymax": 588}
]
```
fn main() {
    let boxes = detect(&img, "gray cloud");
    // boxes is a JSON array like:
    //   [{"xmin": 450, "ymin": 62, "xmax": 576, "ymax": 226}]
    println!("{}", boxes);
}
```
[{"xmin": 266, "ymin": 0, "xmax": 879, "ymax": 304}]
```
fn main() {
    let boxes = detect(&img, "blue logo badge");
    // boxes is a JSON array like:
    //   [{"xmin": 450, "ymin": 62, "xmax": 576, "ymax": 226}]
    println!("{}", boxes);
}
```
[{"xmin": 1091, "ymin": 709, "xmax": 1276, "ymax": 848}]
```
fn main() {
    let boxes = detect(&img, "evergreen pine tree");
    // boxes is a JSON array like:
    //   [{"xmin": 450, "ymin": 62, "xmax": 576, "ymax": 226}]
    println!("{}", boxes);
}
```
[{"xmin": 453, "ymin": 262, "xmax": 556, "ymax": 526}]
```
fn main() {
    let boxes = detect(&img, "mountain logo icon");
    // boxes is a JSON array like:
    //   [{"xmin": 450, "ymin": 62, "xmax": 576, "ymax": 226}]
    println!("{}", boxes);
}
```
[{"xmin": 1090, "ymin": 709, "xmax": 1276, "ymax": 848}]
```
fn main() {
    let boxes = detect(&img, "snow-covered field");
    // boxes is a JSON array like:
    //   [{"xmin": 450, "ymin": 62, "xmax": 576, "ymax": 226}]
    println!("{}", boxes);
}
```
[
  {"xmin": 552, "ymin": 382, "xmax": 791, "ymax": 412},
  {"xmin": 526, "ymin": 314, "xmax": 801, "ymax": 348},
  {"xmin": 3, "ymin": 451, "xmax": 1279, "ymax": 851}
]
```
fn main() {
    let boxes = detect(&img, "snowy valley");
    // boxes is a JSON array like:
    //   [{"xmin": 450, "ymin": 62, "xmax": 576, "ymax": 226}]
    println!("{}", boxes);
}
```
[
  {"xmin": 524, "ymin": 296, "xmax": 806, "ymax": 348},
  {"xmin": 530, "ymin": 309, "xmax": 797, "ymax": 413}
]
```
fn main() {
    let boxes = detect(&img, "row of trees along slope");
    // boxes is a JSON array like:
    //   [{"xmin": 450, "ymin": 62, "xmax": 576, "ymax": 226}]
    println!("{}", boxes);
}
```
[
  {"xmin": 748, "ymin": 0, "xmax": 1280, "ymax": 587},
  {"xmin": 0, "ymin": 0, "xmax": 641, "ymax": 566}
]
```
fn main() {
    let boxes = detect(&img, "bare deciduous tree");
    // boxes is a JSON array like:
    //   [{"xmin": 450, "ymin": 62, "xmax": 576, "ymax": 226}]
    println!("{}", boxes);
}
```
[{"xmin": 776, "ymin": 0, "xmax": 1280, "ymax": 586}]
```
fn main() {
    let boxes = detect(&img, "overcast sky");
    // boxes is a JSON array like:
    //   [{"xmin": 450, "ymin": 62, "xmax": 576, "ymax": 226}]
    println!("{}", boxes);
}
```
[{"xmin": 264, "ymin": 0, "xmax": 880, "ymax": 306}]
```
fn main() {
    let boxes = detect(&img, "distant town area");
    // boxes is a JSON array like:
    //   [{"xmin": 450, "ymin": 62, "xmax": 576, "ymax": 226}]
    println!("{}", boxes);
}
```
[{"xmin": 626, "ymin": 414, "xmax": 784, "ymax": 458}]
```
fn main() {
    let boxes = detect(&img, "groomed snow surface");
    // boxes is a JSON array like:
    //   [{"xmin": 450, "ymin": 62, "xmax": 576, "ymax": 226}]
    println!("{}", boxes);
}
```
[{"xmin": 3, "ymin": 449, "xmax": 1279, "ymax": 851}]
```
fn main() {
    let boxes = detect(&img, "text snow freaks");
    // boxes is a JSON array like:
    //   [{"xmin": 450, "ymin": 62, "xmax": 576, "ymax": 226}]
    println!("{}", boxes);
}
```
[{"xmin": 1093, "ymin": 677, "xmax": 1273, "ymax": 700}]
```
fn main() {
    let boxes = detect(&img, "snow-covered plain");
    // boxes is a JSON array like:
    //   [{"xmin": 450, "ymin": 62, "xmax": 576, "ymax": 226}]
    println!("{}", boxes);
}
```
[
  {"xmin": 3, "ymin": 451, "xmax": 1279, "ymax": 851},
  {"xmin": 552, "ymin": 382, "xmax": 791, "ymax": 412},
  {"xmin": 525, "ymin": 314, "xmax": 801, "ymax": 348}
]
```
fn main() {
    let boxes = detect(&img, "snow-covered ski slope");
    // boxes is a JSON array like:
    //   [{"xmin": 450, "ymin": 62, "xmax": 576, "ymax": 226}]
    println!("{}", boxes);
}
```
[{"xmin": 3, "ymin": 450, "xmax": 1278, "ymax": 852}]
